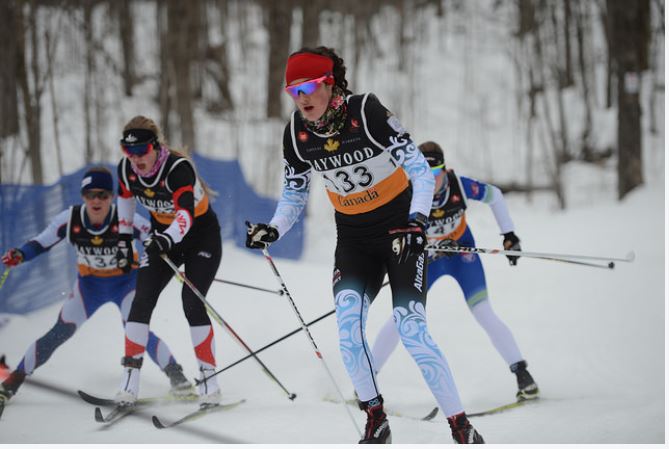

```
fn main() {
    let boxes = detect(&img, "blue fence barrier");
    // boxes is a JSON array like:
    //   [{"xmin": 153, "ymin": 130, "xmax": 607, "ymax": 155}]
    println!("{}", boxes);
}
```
[{"xmin": 0, "ymin": 155, "xmax": 304, "ymax": 314}]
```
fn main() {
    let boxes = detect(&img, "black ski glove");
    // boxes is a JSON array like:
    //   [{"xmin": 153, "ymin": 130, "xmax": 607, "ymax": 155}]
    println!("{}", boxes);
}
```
[
  {"xmin": 246, "ymin": 221, "xmax": 279, "ymax": 249},
  {"xmin": 502, "ymin": 231, "xmax": 521, "ymax": 266},
  {"xmin": 389, "ymin": 213, "xmax": 428, "ymax": 264},
  {"xmin": 116, "ymin": 234, "xmax": 134, "ymax": 273},
  {"xmin": 144, "ymin": 232, "xmax": 173, "ymax": 259}
]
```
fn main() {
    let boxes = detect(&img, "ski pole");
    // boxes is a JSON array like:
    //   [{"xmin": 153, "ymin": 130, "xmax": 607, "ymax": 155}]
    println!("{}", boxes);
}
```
[
  {"xmin": 426, "ymin": 245, "xmax": 634, "ymax": 264},
  {"xmin": 261, "ymin": 248, "xmax": 362, "ymax": 438},
  {"xmin": 0, "ymin": 268, "xmax": 9, "ymax": 289},
  {"xmin": 534, "ymin": 256, "xmax": 615, "ymax": 269},
  {"xmin": 199, "ymin": 281, "xmax": 393, "ymax": 384},
  {"xmin": 198, "ymin": 308, "xmax": 337, "ymax": 384},
  {"xmin": 179, "ymin": 271, "xmax": 284, "ymax": 296},
  {"xmin": 211, "ymin": 275, "xmax": 284, "ymax": 295},
  {"xmin": 160, "ymin": 254, "xmax": 297, "ymax": 400}
]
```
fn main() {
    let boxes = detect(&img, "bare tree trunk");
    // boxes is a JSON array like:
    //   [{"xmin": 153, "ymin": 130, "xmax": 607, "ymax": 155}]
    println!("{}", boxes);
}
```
[
  {"xmin": 157, "ymin": 1, "xmax": 171, "ymax": 141},
  {"xmin": 652, "ymin": 0, "xmax": 664, "ymax": 33},
  {"xmin": 648, "ymin": 0, "xmax": 664, "ymax": 135},
  {"xmin": 608, "ymin": 0, "xmax": 648, "ymax": 199},
  {"xmin": 191, "ymin": 0, "xmax": 206, "ymax": 101},
  {"xmin": 200, "ymin": 0, "xmax": 234, "ymax": 113},
  {"xmin": 17, "ymin": 0, "xmax": 44, "ymax": 184},
  {"xmin": 167, "ymin": 0, "xmax": 196, "ymax": 150},
  {"xmin": 300, "ymin": 0, "xmax": 320, "ymax": 47},
  {"xmin": 597, "ymin": 0, "xmax": 614, "ymax": 108},
  {"xmin": 516, "ymin": 0, "xmax": 537, "ymax": 37},
  {"xmin": 83, "ymin": 1, "xmax": 94, "ymax": 163},
  {"xmin": 562, "ymin": 0, "xmax": 574, "ymax": 86},
  {"xmin": 574, "ymin": 0, "xmax": 595, "ymax": 160},
  {"xmin": 396, "ymin": 0, "xmax": 417, "ymax": 73},
  {"xmin": 265, "ymin": 0, "xmax": 292, "ymax": 118},
  {"xmin": 116, "ymin": 0, "xmax": 136, "ymax": 97},
  {"xmin": 549, "ymin": 1, "xmax": 571, "ymax": 163},
  {"xmin": 533, "ymin": 2, "xmax": 566, "ymax": 209},
  {"xmin": 352, "ymin": 13, "xmax": 365, "ymax": 88},
  {"xmin": 0, "ymin": 1, "xmax": 19, "ymax": 140},
  {"xmin": 45, "ymin": 26, "xmax": 63, "ymax": 177}
]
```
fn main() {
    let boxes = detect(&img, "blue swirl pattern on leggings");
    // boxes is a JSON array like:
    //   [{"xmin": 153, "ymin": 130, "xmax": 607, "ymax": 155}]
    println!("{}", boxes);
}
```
[
  {"xmin": 393, "ymin": 300, "xmax": 464, "ymax": 416},
  {"xmin": 335, "ymin": 288, "xmax": 380, "ymax": 401}
]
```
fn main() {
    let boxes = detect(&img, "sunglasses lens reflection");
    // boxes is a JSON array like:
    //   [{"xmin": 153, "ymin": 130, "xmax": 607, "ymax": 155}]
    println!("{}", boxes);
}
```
[{"xmin": 121, "ymin": 142, "xmax": 152, "ymax": 157}]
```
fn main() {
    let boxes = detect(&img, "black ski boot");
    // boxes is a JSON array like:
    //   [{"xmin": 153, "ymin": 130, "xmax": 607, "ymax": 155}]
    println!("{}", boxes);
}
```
[
  {"xmin": 510, "ymin": 360, "xmax": 539, "ymax": 400},
  {"xmin": 448, "ymin": 412, "xmax": 484, "ymax": 444},
  {"xmin": 164, "ymin": 362, "xmax": 194, "ymax": 396},
  {"xmin": 358, "ymin": 395, "xmax": 391, "ymax": 444}
]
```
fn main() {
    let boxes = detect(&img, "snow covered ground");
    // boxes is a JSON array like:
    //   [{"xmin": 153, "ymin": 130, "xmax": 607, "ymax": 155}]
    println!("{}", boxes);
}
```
[{"xmin": 0, "ymin": 173, "xmax": 664, "ymax": 446}]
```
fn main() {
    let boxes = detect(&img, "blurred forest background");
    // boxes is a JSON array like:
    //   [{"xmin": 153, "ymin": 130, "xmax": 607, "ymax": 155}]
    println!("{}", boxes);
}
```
[{"xmin": 0, "ymin": 0, "xmax": 664, "ymax": 208}]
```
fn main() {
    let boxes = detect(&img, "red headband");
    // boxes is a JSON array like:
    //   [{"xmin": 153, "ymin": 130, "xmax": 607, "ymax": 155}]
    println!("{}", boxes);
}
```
[{"xmin": 285, "ymin": 53, "xmax": 334, "ymax": 86}]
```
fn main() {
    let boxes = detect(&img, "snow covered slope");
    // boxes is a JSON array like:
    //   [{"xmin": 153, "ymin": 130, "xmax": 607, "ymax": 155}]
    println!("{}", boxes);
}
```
[{"xmin": 0, "ymin": 179, "xmax": 663, "ymax": 444}]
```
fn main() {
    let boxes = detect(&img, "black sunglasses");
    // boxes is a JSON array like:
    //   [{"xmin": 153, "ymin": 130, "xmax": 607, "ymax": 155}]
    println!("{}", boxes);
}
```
[{"xmin": 83, "ymin": 190, "xmax": 112, "ymax": 200}]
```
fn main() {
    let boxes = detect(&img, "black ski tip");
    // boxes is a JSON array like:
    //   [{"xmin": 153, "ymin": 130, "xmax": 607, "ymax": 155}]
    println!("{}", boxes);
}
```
[
  {"xmin": 422, "ymin": 406, "xmax": 439, "ymax": 421},
  {"xmin": 0, "ymin": 402, "xmax": 5, "ymax": 420},
  {"xmin": 152, "ymin": 415, "xmax": 167, "ymax": 429},
  {"xmin": 94, "ymin": 407, "xmax": 105, "ymax": 423},
  {"xmin": 78, "ymin": 390, "xmax": 112, "ymax": 406},
  {"xmin": 78, "ymin": 390, "xmax": 93, "ymax": 402}
]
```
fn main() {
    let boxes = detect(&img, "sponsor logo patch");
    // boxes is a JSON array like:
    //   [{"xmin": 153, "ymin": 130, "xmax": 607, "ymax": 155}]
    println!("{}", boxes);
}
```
[
  {"xmin": 413, "ymin": 253, "xmax": 424, "ymax": 292},
  {"xmin": 324, "ymin": 138, "xmax": 340, "ymax": 152}
]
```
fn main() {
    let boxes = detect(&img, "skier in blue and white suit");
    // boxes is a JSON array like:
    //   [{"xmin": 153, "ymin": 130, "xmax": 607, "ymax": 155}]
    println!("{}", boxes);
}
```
[
  {"xmin": 0, "ymin": 167, "xmax": 192, "ymax": 407},
  {"xmin": 371, "ymin": 141, "xmax": 539, "ymax": 401}
]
